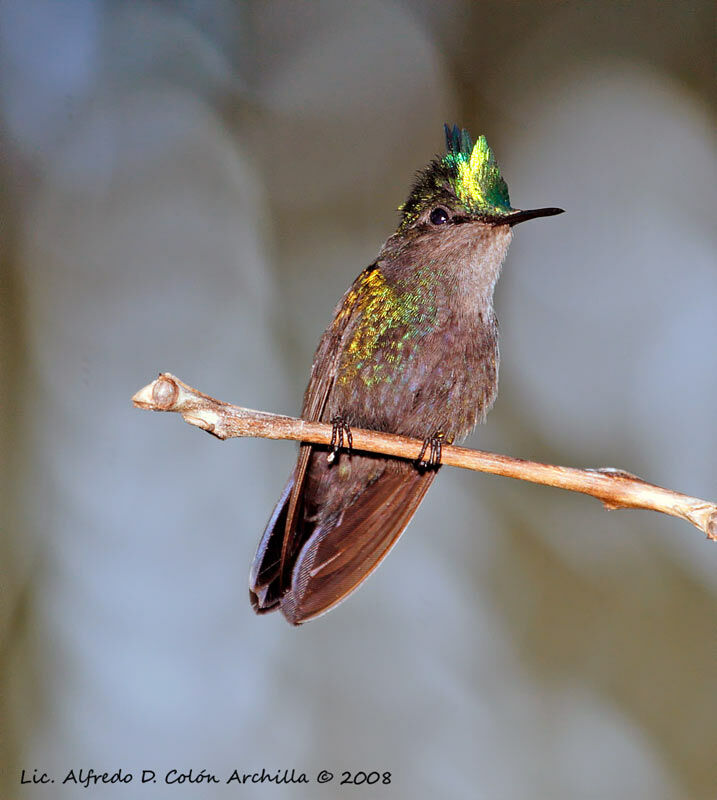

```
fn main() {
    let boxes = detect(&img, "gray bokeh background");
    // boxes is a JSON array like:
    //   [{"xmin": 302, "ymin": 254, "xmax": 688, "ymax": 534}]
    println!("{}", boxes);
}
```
[{"xmin": 1, "ymin": 2, "xmax": 715, "ymax": 798}]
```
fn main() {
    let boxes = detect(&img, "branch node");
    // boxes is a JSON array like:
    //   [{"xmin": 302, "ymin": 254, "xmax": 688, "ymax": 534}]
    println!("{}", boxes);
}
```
[
  {"xmin": 183, "ymin": 410, "xmax": 221, "ymax": 437},
  {"xmin": 153, "ymin": 374, "xmax": 179, "ymax": 408},
  {"xmin": 601, "ymin": 499, "xmax": 628, "ymax": 511}
]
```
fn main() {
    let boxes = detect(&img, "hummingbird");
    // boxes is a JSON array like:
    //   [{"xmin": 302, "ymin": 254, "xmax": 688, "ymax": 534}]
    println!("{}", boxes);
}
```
[{"xmin": 250, "ymin": 124, "xmax": 563, "ymax": 625}]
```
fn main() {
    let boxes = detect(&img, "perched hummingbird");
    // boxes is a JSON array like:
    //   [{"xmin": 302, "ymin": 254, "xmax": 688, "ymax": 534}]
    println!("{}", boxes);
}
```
[{"xmin": 250, "ymin": 124, "xmax": 563, "ymax": 625}]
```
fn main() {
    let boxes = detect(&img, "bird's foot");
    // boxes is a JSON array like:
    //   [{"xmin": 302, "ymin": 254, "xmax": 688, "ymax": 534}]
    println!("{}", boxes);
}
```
[
  {"xmin": 416, "ymin": 430, "xmax": 449, "ymax": 470},
  {"xmin": 327, "ymin": 415, "xmax": 353, "ymax": 464}
]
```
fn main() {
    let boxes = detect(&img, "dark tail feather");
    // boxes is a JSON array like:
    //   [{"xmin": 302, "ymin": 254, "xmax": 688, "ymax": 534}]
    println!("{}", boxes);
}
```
[{"xmin": 249, "ymin": 475, "xmax": 294, "ymax": 613}]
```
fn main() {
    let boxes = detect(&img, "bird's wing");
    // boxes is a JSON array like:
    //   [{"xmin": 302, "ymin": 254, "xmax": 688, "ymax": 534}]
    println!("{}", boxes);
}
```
[{"xmin": 250, "ymin": 265, "xmax": 377, "ymax": 611}]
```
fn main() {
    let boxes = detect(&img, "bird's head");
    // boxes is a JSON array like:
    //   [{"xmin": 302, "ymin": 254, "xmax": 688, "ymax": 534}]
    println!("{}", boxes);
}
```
[{"xmin": 398, "ymin": 124, "xmax": 563, "ymax": 237}]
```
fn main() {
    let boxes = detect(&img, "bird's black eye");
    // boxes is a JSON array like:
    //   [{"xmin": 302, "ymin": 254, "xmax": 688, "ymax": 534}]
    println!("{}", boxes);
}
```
[{"xmin": 429, "ymin": 207, "xmax": 450, "ymax": 226}]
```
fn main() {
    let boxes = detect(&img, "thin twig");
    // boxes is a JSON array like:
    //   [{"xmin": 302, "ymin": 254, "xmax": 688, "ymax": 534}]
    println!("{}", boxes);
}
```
[{"xmin": 132, "ymin": 373, "xmax": 717, "ymax": 541}]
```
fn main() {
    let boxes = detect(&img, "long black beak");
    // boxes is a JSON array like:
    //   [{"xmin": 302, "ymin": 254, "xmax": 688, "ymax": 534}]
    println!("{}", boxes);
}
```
[{"xmin": 504, "ymin": 207, "xmax": 564, "ymax": 226}]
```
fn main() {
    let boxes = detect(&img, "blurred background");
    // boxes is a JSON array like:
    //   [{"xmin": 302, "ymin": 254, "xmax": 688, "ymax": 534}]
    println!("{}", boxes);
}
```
[{"xmin": 1, "ymin": 1, "xmax": 715, "ymax": 798}]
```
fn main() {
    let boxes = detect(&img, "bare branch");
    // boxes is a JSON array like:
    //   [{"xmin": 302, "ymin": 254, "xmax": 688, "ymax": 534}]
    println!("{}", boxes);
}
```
[{"xmin": 133, "ymin": 373, "xmax": 717, "ymax": 541}]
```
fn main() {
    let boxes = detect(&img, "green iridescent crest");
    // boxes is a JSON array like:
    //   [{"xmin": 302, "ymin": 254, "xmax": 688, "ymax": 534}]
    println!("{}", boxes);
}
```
[
  {"xmin": 399, "ymin": 124, "xmax": 514, "ymax": 228},
  {"xmin": 442, "ymin": 124, "xmax": 512, "ymax": 216}
]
